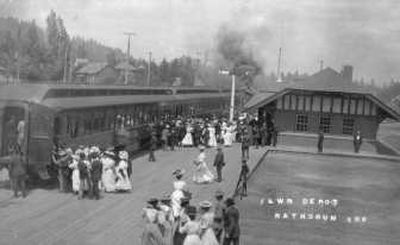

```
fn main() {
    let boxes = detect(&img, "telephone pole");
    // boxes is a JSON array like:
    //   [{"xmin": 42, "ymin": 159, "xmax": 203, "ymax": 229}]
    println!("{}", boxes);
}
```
[
  {"xmin": 147, "ymin": 51, "xmax": 152, "ymax": 86},
  {"xmin": 123, "ymin": 32, "xmax": 136, "ymax": 85}
]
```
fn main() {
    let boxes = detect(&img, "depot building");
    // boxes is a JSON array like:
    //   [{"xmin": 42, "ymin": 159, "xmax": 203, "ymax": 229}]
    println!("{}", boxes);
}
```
[{"xmin": 244, "ymin": 87, "xmax": 400, "ymax": 139}]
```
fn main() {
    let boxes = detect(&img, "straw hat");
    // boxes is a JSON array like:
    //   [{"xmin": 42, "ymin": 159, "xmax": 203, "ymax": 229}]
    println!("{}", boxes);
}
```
[{"xmin": 199, "ymin": 200, "xmax": 212, "ymax": 209}]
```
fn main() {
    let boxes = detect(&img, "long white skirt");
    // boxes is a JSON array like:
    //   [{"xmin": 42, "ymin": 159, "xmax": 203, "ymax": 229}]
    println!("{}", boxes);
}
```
[
  {"xmin": 115, "ymin": 169, "xmax": 132, "ymax": 191},
  {"xmin": 200, "ymin": 228, "xmax": 219, "ymax": 245},
  {"xmin": 71, "ymin": 169, "xmax": 80, "ymax": 193},
  {"xmin": 223, "ymin": 132, "xmax": 233, "ymax": 146},
  {"xmin": 102, "ymin": 169, "xmax": 116, "ymax": 192},
  {"xmin": 182, "ymin": 132, "xmax": 193, "ymax": 146},
  {"xmin": 208, "ymin": 134, "xmax": 217, "ymax": 147},
  {"xmin": 193, "ymin": 162, "xmax": 214, "ymax": 184}
]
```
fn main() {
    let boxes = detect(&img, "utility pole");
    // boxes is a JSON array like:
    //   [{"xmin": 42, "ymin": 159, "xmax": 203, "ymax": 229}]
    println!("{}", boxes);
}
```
[
  {"xmin": 123, "ymin": 32, "xmax": 136, "ymax": 85},
  {"xmin": 276, "ymin": 47, "xmax": 282, "ymax": 83},
  {"xmin": 147, "ymin": 51, "xmax": 152, "ymax": 86},
  {"xmin": 219, "ymin": 69, "xmax": 235, "ymax": 122},
  {"xmin": 320, "ymin": 60, "xmax": 324, "ymax": 71}
]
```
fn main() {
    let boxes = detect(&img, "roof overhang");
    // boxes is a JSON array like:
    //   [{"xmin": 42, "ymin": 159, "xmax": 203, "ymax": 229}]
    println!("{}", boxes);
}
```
[{"xmin": 244, "ymin": 88, "xmax": 400, "ymax": 121}]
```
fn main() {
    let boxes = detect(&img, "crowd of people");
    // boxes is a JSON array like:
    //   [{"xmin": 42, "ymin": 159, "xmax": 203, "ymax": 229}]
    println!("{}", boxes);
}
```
[
  {"xmin": 141, "ymin": 169, "xmax": 241, "ymax": 245},
  {"xmin": 51, "ymin": 143, "xmax": 132, "ymax": 199},
  {"xmin": 147, "ymin": 115, "xmax": 279, "ymax": 162}
]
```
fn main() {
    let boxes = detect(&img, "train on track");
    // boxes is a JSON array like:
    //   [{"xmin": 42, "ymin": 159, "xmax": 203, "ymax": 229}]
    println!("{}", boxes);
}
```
[{"xmin": 0, "ymin": 84, "xmax": 237, "ymax": 179}]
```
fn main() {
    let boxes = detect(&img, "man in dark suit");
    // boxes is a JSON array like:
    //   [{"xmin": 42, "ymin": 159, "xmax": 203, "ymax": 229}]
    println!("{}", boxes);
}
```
[
  {"xmin": 317, "ymin": 129, "xmax": 324, "ymax": 153},
  {"xmin": 90, "ymin": 152, "xmax": 103, "ymax": 200},
  {"xmin": 149, "ymin": 132, "xmax": 157, "ymax": 162},
  {"xmin": 241, "ymin": 131, "xmax": 250, "ymax": 160},
  {"xmin": 353, "ymin": 130, "xmax": 362, "ymax": 153},
  {"xmin": 8, "ymin": 145, "xmax": 27, "ymax": 198},
  {"xmin": 213, "ymin": 145, "xmax": 225, "ymax": 182},
  {"xmin": 223, "ymin": 197, "xmax": 240, "ymax": 245}
]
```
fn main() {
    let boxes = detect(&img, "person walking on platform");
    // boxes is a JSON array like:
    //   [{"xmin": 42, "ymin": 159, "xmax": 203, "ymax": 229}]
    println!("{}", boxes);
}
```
[
  {"xmin": 241, "ymin": 132, "xmax": 250, "ymax": 160},
  {"xmin": 213, "ymin": 145, "xmax": 225, "ymax": 182},
  {"xmin": 8, "ymin": 145, "xmax": 27, "ymax": 198},
  {"xmin": 317, "ymin": 129, "xmax": 324, "ymax": 153},
  {"xmin": 223, "ymin": 198, "xmax": 240, "ymax": 245},
  {"xmin": 149, "ymin": 132, "xmax": 157, "ymax": 162},
  {"xmin": 353, "ymin": 130, "xmax": 362, "ymax": 153},
  {"xmin": 213, "ymin": 190, "xmax": 226, "ymax": 243}
]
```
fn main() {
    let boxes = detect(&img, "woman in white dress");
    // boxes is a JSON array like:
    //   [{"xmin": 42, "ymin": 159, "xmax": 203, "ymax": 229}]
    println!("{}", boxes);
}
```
[
  {"xmin": 115, "ymin": 151, "xmax": 132, "ymax": 191},
  {"xmin": 198, "ymin": 201, "xmax": 219, "ymax": 245},
  {"xmin": 179, "ymin": 206, "xmax": 201, "ymax": 245},
  {"xmin": 223, "ymin": 123, "xmax": 233, "ymax": 147},
  {"xmin": 193, "ymin": 146, "xmax": 214, "ymax": 184},
  {"xmin": 68, "ymin": 152, "xmax": 80, "ymax": 194},
  {"xmin": 101, "ymin": 151, "xmax": 116, "ymax": 192},
  {"xmin": 182, "ymin": 123, "xmax": 193, "ymax": 146},
  {"xmin": 207, "ymin": 125, "xmax": 217, "ymax": 148}
]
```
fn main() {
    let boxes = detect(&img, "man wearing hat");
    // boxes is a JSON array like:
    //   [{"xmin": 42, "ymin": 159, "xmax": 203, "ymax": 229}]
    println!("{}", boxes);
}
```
[
  {"xmin": 7, "ymin": 145, "xmax": 27, "ymax": 198},
  {"xmin": 213, "ymin": 145, "xmax": 225, "ymax": 182},
  {"xmin": 223, "ymin": 198, "xmax": 240, "ymax": 245},
  {"xmin": 51, "ymin": 147, "xmax": 71, "ymax": 193},
  {"xmin": 90, "ymin": 151, "xmax": 102, "ymax": 200},
  {"xmin": 213, "ymin": 190, "xmax": 226, "ymax": 243}
]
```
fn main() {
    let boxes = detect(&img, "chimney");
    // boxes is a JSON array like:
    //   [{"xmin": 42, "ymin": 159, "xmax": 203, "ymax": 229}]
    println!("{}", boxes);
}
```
[{"xmin": 341, "ymin": 65, "xmax": 353, "ymax": 85}]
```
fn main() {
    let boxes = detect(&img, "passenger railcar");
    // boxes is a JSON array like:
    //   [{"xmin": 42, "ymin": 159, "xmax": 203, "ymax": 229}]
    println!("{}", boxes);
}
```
[{"xmin": 0, "ymin": 84, "xmax": 234, "ymax": 179}]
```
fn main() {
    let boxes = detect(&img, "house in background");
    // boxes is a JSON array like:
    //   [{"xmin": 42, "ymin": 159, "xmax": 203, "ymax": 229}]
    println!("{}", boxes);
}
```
[
  {"xmin": 74, "ymin": 62, "xmax": 119, "ymax": 85},
  {"xmin": 115, "ymin": 61, "xmax": 141, "ymax": 85}
]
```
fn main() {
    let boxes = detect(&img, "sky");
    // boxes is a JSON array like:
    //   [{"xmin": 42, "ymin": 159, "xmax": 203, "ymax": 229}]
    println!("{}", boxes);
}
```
[{"xmin": 1, "ymin": 0, "xmax": 400, "ymax": 84}]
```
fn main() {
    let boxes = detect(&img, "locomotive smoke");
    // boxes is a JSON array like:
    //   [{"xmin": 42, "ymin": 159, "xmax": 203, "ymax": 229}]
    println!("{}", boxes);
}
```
[{"xmin": 214, "ymin": 10, "xmax": 272, "ymax": 87}]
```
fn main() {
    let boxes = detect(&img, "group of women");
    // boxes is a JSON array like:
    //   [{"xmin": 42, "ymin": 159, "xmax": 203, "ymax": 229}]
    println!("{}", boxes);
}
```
[
  {"xmin": 181, "ymin": 120, "xmax": 237, "ymax": 148},
  {"xmin": 57, "ymin": 145, "xmax": 132, "ymax": 198},
  {"xmin": 141, "ymin": 169, "xmax": 220, "ymax": 245}
]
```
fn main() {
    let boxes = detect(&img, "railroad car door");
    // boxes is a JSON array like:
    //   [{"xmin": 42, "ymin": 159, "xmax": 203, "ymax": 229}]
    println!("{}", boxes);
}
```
[
  {"xmin": 0, "ymin": 102, "xmax": 27, "ymax": 157},
  {"xmin": 27, "ymin": 103, "xmax": 54, "ymax": 179}
]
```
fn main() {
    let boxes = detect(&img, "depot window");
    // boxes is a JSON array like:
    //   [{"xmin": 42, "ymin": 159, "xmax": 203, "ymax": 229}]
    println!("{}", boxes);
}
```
[
  {"xmin": 342, "ymin": 116, "xmax": 354, "ymax": 135},
  {"xmin": 296, "ymin": 114, "xmax": 308, "ymax": 131},
  {"xmin": 320, "ymin": 114, "xmax": 331, "ymax": 133}
]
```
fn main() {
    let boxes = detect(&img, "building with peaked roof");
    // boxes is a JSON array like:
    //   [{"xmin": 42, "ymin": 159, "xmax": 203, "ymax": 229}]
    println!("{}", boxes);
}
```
[
  {"xmin": 75, "ymin": 62, "xmax": 119, "ymax": 85},
  {"xmin": 244, "ymin": 87, "xmax": 400, "ymax": 139}
]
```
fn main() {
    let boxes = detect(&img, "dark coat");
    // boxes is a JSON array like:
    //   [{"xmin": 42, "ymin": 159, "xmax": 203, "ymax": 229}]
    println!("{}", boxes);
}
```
[
  {"xmin": 213, "ymin": 151, "xmax": 225, "ymax": 169},
  {"xmin": 91, "ymin": 159, "xmax": 103, "ymax": 181},
  {"xmin": 150, "ymin": 135, "xmax": 158, "ymax": 150},
  {"xmin": 224, "ymin": 205, "xmax": 240, "ymax": 238},
  {"xmin": 241, "ymin": 135, "xmax": 250, "ymax": 149},
  {"xmin": 353, "ymin": 134, "xmax": 362, "ymax": 145},
  {"xmin": 8, "ymin": 154, "xmax": 27, "ymax": 178}
]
